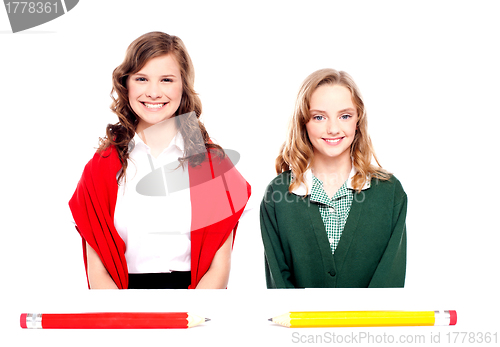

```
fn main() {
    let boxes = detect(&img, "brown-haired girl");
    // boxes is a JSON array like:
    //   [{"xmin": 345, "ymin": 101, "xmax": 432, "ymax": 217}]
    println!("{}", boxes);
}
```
[
  {"xmin": 261, "ymin": 68, "xmax": 406, "ymax": 288},
  {"xmin": 70, "ymin": 32, "xmax": 251, "ymax": 289}
]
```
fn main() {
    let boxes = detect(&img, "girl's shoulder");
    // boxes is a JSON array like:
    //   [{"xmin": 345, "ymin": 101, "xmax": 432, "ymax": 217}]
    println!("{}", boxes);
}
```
[
  {"xmin": 79, "ymin": 145, "xmax": 122, "ymax": 181},
  {"xmin": 366, "ymin": 174, "xmax": 407, "ymax": 204},
  {"xmin": 266, "ymin": 170, "xmax": 292, "ymax": 191},
  {"xmin": 370, "ymin": 174, "xmax": 405, "ymax": 190}
]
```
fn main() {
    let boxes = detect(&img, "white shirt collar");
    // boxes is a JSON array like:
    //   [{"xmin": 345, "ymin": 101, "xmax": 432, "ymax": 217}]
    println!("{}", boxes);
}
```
[
  {"xmin": 291, "ymin": 165, "xmax": 371, "ymax": 196},
  {"xmin": 131, "ymin": 131, "xmax": 184, "ymax": 154}
]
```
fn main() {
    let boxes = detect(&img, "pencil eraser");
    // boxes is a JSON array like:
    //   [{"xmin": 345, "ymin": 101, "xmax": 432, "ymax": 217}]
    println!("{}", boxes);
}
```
[
  {"xmin": 449, "ymin": 310, "xmax": 457, "ymax": 325},
  {"xmin": 20, "ymin": 314, "xmax": 27, "ymax": 329}
]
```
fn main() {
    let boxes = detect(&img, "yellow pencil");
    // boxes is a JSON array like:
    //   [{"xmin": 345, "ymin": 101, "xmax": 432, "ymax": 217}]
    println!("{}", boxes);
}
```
[{"xmin": 269, "ymin": 311, "xmax": 457, "ymax": 328}]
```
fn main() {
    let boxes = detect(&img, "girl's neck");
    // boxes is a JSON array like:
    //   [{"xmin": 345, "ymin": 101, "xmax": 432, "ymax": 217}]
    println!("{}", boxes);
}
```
[
  {"xmin": 311, "ymin": 151, "xmax": 352, "ymax": 198},
  {"xmin": 136, "ymin": 117, "xmax": 178, "ymax": 158}
]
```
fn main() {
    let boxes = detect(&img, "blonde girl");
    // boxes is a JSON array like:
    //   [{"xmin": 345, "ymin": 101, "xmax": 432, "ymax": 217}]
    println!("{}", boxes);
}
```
[{"xmin": 260, "ymin": 68, "xmax": 406, "ymax": 288}]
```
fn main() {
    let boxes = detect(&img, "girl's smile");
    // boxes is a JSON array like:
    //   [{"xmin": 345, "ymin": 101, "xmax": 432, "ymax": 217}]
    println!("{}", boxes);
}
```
[
  {"xmin": 141, "ymin": 102, "xmax": 167, "ymax": 109},
  {"xmin": 322, "ymin": 136, "xmax": 344, "ymax": 145}
]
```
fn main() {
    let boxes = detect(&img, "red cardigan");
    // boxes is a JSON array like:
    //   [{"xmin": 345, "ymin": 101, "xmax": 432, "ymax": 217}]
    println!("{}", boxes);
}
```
[{"xmin": 69, "ymin": 146, "xmax": 251, "ymax": 289}]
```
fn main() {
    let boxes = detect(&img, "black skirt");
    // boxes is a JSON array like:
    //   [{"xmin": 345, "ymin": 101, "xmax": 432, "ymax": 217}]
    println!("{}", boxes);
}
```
[{"xmin": 128, "ymin": 272, "xmax": 191, "ymax": 289}]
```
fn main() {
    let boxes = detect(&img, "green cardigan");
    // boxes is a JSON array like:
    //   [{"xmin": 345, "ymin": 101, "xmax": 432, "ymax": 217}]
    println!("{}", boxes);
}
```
[{"xmin": 260, "ymin": 171, "xmax": 407, "ymax": 288}]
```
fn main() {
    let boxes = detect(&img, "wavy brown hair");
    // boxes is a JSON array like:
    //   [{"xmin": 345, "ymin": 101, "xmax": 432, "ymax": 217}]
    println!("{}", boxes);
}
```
[
  {"xmin": 276, "ymin": 68, "xmax": 390, "ymax": 193},
  {"xmin": 98, "ymin": 31, "xmax": 223, "ymax": 183}
]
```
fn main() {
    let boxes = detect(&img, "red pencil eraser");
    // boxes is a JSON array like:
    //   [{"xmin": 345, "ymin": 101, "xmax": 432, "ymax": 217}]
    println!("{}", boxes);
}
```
[
  {"xmin": 449, "ymin": 310, "xmax": 457, "ymax": 325},
  {"xmin": 20, "ymin": 314, "xmax": 27, "ymax": 329}
]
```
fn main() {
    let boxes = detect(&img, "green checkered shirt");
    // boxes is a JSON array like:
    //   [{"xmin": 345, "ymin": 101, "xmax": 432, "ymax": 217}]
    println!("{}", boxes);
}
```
[{"xmin": 310, "ymin": 174, "xmax": 354, "ymax": 254}]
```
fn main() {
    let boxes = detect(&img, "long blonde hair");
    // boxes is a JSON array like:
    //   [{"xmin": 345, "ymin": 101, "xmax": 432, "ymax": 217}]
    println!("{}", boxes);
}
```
[{"xmin": 276, "ymin": 68, "xmax": 390, "ymax": 193}]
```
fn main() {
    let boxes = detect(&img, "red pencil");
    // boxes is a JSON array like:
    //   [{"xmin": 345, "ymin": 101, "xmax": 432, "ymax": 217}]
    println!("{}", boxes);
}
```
[{"xmin": 20, "ymin": 312, "xmax": 208, "ymax": 329}]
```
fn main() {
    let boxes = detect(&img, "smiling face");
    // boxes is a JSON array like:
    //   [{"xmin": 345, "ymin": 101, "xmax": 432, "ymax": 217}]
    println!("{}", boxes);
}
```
[
  {"xmin": 127, "ymin": 54, "xmax": 183, "ymax": 133},
  {"xmin": 306, "ymin": 84, "xmax": 358, "ymax": 165}
]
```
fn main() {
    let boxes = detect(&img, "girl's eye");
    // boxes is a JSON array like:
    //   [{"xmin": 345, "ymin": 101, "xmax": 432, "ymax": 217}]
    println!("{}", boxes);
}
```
[
  {"xmin": 312, "ymin": 115, "xmax": 325, "ymax": 121},
  {"xmin": 340, "ymin": 114, "xmax": 352, "ymax": 120},
  {"xmin": 135, "ymin": 77, "xmax": 146, "ymax": 82},
  {"xmin": 162, "ymin": 78, "xmax": 173, "ymax": 83}
]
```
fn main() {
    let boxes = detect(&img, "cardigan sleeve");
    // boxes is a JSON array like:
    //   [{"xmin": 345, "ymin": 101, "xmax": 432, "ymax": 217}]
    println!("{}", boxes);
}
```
[
  {"xmin": 69, "ymin": 147, "xmax": 128, "ymax": 289},
  {"xmin": 188, "ymin": 151, "xmax": 251, "ymax": 289},
  {"xmin": 368, "ymin": 187, "xmax": 407, "ymax": 288},
  {"xmin": 260, "ymin": 183, "xmax": 295, "ymax": 289}
]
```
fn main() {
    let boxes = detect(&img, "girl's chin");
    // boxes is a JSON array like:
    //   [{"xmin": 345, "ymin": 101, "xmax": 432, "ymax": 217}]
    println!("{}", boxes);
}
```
[
  {"xmin": 137, "ymin": 116, "xmax": 176, "ymax": 128},
  {"xmin": 313, "ymin": 147, "xmax": 351, "ymax": 161}
]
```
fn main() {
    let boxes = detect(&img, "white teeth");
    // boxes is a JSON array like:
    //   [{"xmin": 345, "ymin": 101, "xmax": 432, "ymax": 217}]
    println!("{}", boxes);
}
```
[
  {"xmin": 143, "ymin": 103, "xmax": 165, "ymax": 109},
  {"xmin": 325, "ymin": 138, "xmax": 341, "ymax": 143}
]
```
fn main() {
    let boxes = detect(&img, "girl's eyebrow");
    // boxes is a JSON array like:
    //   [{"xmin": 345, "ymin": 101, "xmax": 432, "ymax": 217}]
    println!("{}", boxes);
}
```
[
  {"xmin": 338, "ymin": 107, "xmax": 356, "ymax": 114},
  {"xmin": 309, "ymin": 107, "xmax": 356, "ymax": 114},
  {"xmin": 131, "ymin": 73, "xmax": 178, "ymax": 78}
]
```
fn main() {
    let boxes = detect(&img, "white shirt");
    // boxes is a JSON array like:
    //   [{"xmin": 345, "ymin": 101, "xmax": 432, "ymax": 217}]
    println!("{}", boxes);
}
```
[{"xmin": 114, "ymin": 132, "xmax": 191, "ymax": 273}]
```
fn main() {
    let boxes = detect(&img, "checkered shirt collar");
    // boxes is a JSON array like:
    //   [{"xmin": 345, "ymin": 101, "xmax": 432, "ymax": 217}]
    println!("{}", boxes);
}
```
[
  {"xmin": 290, "ymin": 164, "xmax": 370, "ymax": 196},
  {"xmin": 310, "ymin": 176, "xmax": 350, "ymax": 205}
]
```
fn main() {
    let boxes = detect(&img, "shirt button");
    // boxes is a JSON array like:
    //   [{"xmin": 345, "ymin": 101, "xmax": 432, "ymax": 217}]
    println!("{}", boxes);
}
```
[{"xmin": 329, "ymin": 269, "xmax": 336, "ymax": 277}]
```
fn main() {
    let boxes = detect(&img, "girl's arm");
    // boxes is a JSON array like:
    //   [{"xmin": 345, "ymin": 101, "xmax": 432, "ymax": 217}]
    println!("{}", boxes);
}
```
[
  {"xmin": 260, "ymin": 185, "xmax": 295, "ymax": 289},
  {"xmin": 195, "ymin": 231, "xmax": 233, "ymax": 289},
  {"xmin": 86, "ymin": 242, "xmax": 119, "ymax": 289},
  {"xmin": 368, "ymin": 190, "xmax": 407, "ymax": 288}
]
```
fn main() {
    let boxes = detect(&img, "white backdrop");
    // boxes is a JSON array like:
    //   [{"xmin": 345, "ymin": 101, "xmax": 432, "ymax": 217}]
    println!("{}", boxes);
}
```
[{"xmin": 1, "ymin": 1, "xmax": 499, "ymax": 346}]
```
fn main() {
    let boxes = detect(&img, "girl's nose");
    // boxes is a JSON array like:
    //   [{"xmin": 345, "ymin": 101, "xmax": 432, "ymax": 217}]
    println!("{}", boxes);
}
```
[
  {"xmin": 146, "ymin": 83, "xmax": 162, "ymax": 99},
  {"xmin": 326, "ymin": 118, "xmax": 340, "ymax": 135}
]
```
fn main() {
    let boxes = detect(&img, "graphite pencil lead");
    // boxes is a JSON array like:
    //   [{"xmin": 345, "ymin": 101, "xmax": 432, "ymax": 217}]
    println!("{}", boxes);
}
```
[{"xmin": 205, "ymin": 318, "xmax": 211, "ymax": 322}]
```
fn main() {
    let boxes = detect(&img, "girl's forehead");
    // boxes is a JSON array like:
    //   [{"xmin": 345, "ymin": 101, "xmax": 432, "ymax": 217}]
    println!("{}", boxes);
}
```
[
  {"xmin": 310, "ymin": 85, "xmax": 354, "ymax": 107},
  {"xmin": 129, "ymin": 52, "xmax": 178, "ymax": 71}
]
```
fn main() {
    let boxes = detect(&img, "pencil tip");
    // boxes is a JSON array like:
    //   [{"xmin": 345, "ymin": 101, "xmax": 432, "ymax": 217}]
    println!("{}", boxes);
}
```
[
  {"xmin": 205, "ymin": 318, "xmax": 211, "ymax": 322},
  {"xmin": 268, "ymin": 318, "xmax": 272, "ymax": 322}
]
